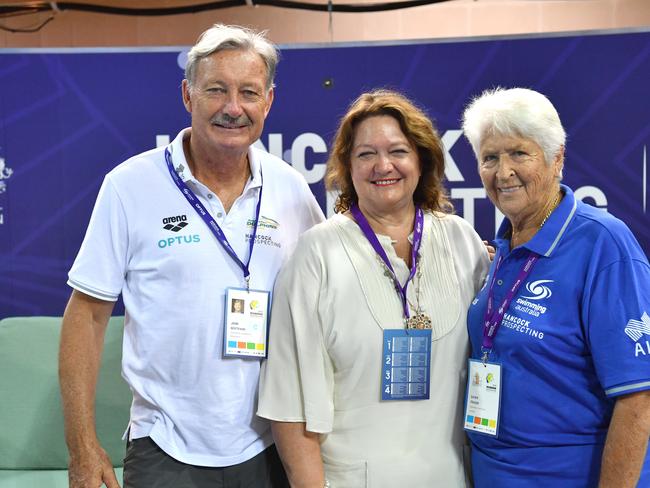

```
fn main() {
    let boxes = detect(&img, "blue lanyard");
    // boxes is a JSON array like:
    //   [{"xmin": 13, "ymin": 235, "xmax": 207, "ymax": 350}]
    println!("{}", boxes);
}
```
[
  {"xmin": 350, "ymin": 204, "xmax": 424, "ymax": 319},
  {"xmin": 164, "ymin": 147, "xmax": 262, "ymax": 288}
]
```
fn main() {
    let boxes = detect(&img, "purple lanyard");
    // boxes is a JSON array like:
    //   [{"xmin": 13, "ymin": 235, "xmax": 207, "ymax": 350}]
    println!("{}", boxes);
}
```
[
  {"xmin": 350, "ymin": 204, "xmax": 424, "ymax": 319},
  {"xmin": 482, "ymin": 251, "xmax": 539, "ymax": 360},
  {"xmin": 165, "ymin": 147, "xmax": 262, "ymax": 288}
]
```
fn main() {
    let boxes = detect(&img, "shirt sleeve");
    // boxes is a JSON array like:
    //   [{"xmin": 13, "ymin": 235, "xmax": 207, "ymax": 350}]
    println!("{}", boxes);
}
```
[
  {"xmin": 67, "ymin": 175, "xmax": 128, "ymax": 301},
  {"xmin": 257, "ymin": 230, "xmax": 335, "ymax": 433},
  {"xmin": 586, "ymin": 247, "xmax": 650, "ymax": 397}
]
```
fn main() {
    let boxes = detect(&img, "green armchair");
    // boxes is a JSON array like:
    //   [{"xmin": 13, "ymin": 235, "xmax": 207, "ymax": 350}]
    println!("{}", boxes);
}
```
[{"xmin": 0, "ymin": 316, "xmax": 131, "ymax": 487}]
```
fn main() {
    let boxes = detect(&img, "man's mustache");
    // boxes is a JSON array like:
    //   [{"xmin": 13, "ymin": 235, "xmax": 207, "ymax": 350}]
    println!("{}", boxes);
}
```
[{"xmin": 210, "ymin": 114, "xmax": 251, "ymax": 128}]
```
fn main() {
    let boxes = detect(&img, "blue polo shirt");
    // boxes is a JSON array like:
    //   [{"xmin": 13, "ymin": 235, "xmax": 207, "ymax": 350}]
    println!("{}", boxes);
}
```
[{"xmin": 467, "ymin": 185, "xmax": 650, "ymax": 487}]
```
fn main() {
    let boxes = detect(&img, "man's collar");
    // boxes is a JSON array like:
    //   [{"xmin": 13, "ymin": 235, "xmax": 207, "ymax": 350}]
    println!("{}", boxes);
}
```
[
  {"xmin": 168, "ymin": 128, "xmax": 194, "ymax": 183},
  {"xmin": 496, "ymin": 184, "xmax": 577, "ymax": 257},
  {"xmin": 169, "ymin": 128, "xmax": 262, "ymax": 188},
  {"xmin": 247, "ymin": 145, "xmax": 262, "ymax": 189}
]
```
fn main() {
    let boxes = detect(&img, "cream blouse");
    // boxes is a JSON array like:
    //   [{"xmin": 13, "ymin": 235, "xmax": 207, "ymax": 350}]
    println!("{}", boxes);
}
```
[{"xmin": 258, "ymin": 212, "xmax": 489, "ymax": 487}]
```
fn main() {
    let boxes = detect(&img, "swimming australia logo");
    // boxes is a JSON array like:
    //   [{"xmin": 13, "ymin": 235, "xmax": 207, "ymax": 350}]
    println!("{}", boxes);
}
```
[
  {"xmin": 625, "ymin": 312, "xmax": 650, "ymax": 342},
  {"xmin": 162, "ymin": 214, "xmax": 189, "ymax": 232},
  {"xmin": 521, "ymin": 280, "xmax": 553, "ymax": 300}
]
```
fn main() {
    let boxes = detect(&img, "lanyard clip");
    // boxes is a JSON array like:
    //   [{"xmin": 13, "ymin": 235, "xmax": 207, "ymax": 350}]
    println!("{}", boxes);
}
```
[
  {"xmin": 481, "ymin": 349, "xmax": 490, "ymax": 365},
  {"xmin": 245, "ymin": 275, "xmax": 251, "ymax": 292}
]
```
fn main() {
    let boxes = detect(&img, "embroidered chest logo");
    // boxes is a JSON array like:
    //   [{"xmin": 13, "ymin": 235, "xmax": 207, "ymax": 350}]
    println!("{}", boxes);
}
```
[
  {"xmin": 512, "ymin": 279, "xmax": 552, "ymax": 319},
  {"xmin": 500, "ymin": 278, "xmax": 553, "ymax": 341},
  {"xmin": 158, "ymin": 214, "xmax": 201, "ymax": 249},
  {"xmin": 162, "ymin": 214, "xmax": 189, "ymax": 232},
  {"xmin": 246, "ymin": 216, "xmax": 282, "ymax": 248},
  {"xmin": 625, "ymin": 312, "xmax": 650, "ymax": 358},
  {"xmin": 521, "ymin": 279, "xmax": 553, "ymax": 300},
  {"xmin": 247, "ymin": 216, "xmax": 280, "ymax": 230}
]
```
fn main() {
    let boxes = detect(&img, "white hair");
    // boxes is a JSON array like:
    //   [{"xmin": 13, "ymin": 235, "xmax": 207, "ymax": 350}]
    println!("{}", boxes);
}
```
[
  {"xmin": 185, "ymin": 24, "xmax": 279, "ymax": 92},
  {"xmin": 462, "ymin": 87, "xmax": 566, "ymax": 166}
]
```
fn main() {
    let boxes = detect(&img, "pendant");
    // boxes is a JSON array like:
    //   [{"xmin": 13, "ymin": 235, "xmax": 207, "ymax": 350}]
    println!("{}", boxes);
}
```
[{"xmin": 407, "ymin": 312, "xmax": 432, "ymax": 330}]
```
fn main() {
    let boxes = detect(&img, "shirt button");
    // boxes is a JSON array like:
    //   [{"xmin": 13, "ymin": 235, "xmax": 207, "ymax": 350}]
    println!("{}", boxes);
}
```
[
  {"xmin": 217, "ymin": 212, "xmax": 223, "ymax": 218},
  {"xmin": 207, "ymin": 194, "xmax": 213, "ymax": 199},
  {"xmin": 497, "ymin": 279, "xmax": 503, "ymax": 285}
]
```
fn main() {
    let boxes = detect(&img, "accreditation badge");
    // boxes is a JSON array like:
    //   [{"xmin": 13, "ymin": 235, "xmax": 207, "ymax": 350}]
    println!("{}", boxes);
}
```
[
  {"xmin": 223, "ymin": 287, "xmax": 270, "ymax": 358},
  {"xmin": 381, "ymin": 329, "xmax": 432, "ymax": 401},
  {"xmin": 464, "ymin": 359, "xmax": 502, "ymax": 436}
]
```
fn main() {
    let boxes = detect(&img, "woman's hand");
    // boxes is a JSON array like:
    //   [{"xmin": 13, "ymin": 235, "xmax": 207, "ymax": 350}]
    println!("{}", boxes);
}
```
[{"xmin": 483, "ymin": 240, "xmax": 496, "ymax": 262}]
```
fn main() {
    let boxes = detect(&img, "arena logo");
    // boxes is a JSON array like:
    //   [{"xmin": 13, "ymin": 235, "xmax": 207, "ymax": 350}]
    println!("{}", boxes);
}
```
[{"xmin": 162, "ymin": 214, "xmax": 189, "ymax": 232}]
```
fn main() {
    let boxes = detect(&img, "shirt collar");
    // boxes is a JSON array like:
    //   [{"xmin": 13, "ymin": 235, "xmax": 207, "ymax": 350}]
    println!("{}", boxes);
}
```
[
  {"xmin": 495, "ymin": 184, "xmax": 578, "ymax": 257},
  {"xmin": 167, "ymin": 128, "xmax": 262, "ymax": 190},
  {"xmin": 246, "ymin": 146, "xmax": 263, "ymax": 190},
  {"xmin": 168, "ymin": 128, "xmax": 193, "ymax": 182}
]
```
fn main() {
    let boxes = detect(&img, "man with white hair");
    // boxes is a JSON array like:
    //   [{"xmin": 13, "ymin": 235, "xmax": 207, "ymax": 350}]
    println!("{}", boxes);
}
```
[{"xmin": 59, "ymin": 24, "xmax": 324, "ymax": 488}]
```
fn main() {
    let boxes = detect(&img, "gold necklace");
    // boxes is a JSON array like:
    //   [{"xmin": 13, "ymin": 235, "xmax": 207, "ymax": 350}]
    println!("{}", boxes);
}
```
[{"xmin": 539, "ymin": 191, "xmax": 562, "ymax": 228}]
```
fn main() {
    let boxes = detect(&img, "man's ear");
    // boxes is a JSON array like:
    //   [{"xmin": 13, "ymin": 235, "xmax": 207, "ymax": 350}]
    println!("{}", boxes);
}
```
[
  {"xmin": 263, "ymin": 87, "xmax": 274, "ymax": 119},
  {"xmin": 182, "ymin": 79, "xmax": 192, "ymax": 114}
]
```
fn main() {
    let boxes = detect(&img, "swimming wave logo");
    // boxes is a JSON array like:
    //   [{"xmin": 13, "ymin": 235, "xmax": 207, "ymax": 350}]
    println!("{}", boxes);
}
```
[
  {"xmin": 521, "ymin": 280, "xmax": 553, "ymax": 300},
  {"xmin": 624, "ymin": 312, "xmax": 650, "ymax": 342}
]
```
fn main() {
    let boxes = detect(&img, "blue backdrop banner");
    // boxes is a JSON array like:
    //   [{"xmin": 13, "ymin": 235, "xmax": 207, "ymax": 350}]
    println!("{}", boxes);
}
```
[{"xmin": 1, "ymin": 30, "xmax": 649, "ymax": 316}]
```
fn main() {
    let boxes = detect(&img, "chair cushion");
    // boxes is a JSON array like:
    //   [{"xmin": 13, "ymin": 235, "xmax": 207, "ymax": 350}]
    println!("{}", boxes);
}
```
[
  {"xmin": 0, "ymin": 316, "xmax": 130, "ymax": 469},
  {"xmin": 0, "ymin": 467, "xmax": 123, "ymax": 487}
]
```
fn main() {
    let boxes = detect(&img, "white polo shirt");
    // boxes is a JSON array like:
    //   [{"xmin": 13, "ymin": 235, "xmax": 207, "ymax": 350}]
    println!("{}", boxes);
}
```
[{"xmin": 68, "ymin": 128, "xmax": 324, "ymax": 467}]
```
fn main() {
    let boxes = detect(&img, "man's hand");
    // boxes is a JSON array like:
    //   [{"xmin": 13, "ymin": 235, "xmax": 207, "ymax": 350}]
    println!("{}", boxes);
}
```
[
  {"xmin": 60, "ymin": 290, "xmax": 117, "ymax": 488},
  {"xmin": 68, "ymin": 444, "xmax": 121, "ymax": 488}
]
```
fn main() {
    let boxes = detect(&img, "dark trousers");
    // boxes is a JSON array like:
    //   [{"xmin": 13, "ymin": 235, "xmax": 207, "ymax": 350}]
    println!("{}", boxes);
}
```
[{"xmin": 123, "ymin": 437, "xmax": 289, "ymax": 488}]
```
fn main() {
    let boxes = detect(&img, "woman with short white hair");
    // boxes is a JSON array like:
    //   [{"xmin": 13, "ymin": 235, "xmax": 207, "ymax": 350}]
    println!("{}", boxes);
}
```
[{"xmin": 462, "ymin": 87, "xmax": 650, "ymax": 487}]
